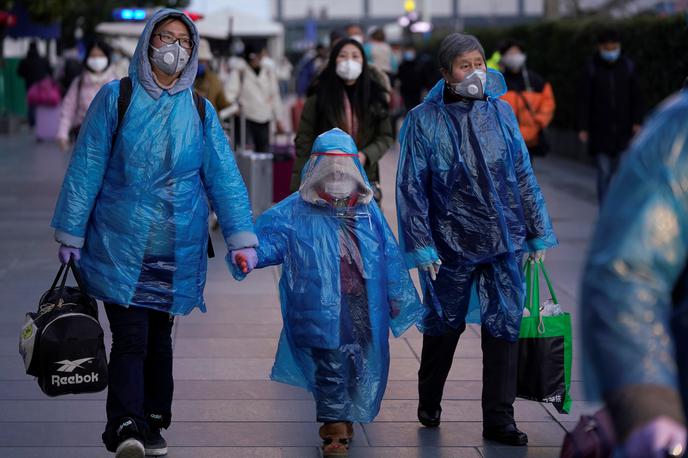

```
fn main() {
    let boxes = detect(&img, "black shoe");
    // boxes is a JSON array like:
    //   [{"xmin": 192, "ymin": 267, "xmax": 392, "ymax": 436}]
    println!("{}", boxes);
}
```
[
  {"xmin": 417, "ymin": 404, "xmax": 441, "ymax": 428},
  {"xmin": 114, "ymin": 418, "xmax": 145, "ymax": 458},
  {"xmin": 483, "ymin": 423, "xmax": 528, "ymax": 446},
  {"xmin": 144, "ymin": 428, "xmax": 168, "ymax": 456}
]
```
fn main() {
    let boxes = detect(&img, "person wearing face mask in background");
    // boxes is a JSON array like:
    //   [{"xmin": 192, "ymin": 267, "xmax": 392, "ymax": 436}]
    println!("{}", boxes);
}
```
[
  {"xmin": 226, "ymin": 42, "xmax": 285, "ymax": 153},
  {"xmin": 193, "ymin": 38, "xmax": 230, "ymax": 112},
  {"xmin": 500, "ymin": 40, "xmax": 555, "ymax": 160},
  {"xmin": 396, "ymin": 33, "xmax": 557, "ymax": 445},
  {"xmin": 577, "ymin": 28, "xmax": 644, "ymax": 205},
  {"xmin": 397, "ymin": 44, "xmax": 423, "ymax": 114},
  {"xmin": 51, "ymin": 9, "xmax": 257, "ymax": 457},
  {"xmin": 291, "ymin": 38, "xmax": 393, "ymax": 203},
  {"xmin": 236, "ymin": 128, "xmax": 422, "ymax": 458},
  {"xmin": 56, "ymin": 40, "xmax": 118, "ymax": 152}
]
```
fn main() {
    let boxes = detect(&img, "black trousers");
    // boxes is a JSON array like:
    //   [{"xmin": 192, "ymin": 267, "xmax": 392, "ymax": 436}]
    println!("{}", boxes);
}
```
[
  {"xmin": 246, "ymin": 119, "xmax": 270, "ymax": 153},
  {"xmin": 418, "ymin": 324, "xmax": 519, "ymax": 427},
  {"xmin": 101, "ymin": 303, "xmax": 174, "ymax": 451}
]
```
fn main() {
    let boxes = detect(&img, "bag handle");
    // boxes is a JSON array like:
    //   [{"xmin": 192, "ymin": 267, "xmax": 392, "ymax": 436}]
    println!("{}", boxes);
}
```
[
  {"xmin": 537, "ymin": 259, "xmax": 559, "ymax": 305},
  {"xmin": 47, "ymin": 259, "xmax": 88, "ymax": 306}
]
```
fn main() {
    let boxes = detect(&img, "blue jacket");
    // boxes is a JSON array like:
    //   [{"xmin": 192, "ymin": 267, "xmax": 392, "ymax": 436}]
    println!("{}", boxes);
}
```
[
  {"xmin": 582, "ymin": 91, "xmax": 688, "ymax": 439},
  {"xmin": 51, "ymin": 9, "xmax": 257, "ymax": 315},
  {"xmin": 396, "ymin": 73, "xmax": 557, "ymax": 339}
]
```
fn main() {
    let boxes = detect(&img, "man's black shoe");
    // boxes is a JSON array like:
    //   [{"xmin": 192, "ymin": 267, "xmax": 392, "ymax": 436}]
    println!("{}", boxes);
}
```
[
  {"xmin": 144, "ymin": 427, "xmax": 168, "ymax": 456},
  {"xmin": 113, "ymin": 417, "xmax": 145, "ymax": 458},
  {"xmin": 483, "ymin": 423, "xmax": 528, "ymax": 446},
  {"xmin": 417, "ymin": 405, "xmax": 441, "ymax": 428}
]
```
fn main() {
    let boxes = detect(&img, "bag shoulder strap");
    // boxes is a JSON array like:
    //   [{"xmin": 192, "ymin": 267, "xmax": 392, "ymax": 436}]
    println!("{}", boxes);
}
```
[{"xmin": 192, "ymin": 90, "xmax": 206, "ymax": 124}]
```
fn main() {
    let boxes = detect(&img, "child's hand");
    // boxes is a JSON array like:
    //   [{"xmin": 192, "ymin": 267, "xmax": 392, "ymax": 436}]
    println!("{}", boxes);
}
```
[{"xmin": 231, "ymin": 248, "xmax": 258, "ymax": 274}]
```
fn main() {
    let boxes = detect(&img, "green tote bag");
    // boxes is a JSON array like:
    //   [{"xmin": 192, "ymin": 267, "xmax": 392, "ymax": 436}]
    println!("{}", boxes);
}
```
[{"xmin": 516, "ymin": 260, "xmax": 573, "ymax": 414}]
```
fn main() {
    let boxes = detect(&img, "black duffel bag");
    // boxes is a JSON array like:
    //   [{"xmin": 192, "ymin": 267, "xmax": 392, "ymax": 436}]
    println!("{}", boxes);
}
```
[{"xmin": 19, "ymin": 259, "xmax": 108, "ymax": 396}]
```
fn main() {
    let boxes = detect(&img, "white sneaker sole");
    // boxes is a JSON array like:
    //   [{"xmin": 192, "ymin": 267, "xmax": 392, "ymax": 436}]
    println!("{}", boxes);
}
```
[
  {"xmin": 145, "ymin": 446, "xmax": 168, "ymax": 456},
  {"xmin": 115, "ymin": 438, "xmax": 145, "ymax": 458}
]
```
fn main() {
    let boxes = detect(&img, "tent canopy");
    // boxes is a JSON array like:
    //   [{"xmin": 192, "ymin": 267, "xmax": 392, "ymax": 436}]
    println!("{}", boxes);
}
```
[{"xmin": 96, "ymin": 7, "xmax": 283, "ymax": 39}]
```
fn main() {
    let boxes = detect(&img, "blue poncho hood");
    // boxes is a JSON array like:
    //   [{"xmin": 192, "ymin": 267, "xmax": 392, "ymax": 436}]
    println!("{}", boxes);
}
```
[{"xmin": 132, "ymin": 8, "xmax": 200, "ymax": 99}]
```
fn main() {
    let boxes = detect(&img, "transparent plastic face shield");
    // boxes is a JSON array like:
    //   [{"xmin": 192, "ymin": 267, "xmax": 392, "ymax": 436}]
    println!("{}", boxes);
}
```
[{"xmin": 299, "ymin": 152, "xmax": 374, "ymax": 217}]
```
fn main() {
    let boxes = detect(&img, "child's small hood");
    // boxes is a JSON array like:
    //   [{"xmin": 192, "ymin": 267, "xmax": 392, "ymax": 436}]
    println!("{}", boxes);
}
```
[{"xmin": 130, "ymin": 8, "xmax": 199, "ymax": 99}]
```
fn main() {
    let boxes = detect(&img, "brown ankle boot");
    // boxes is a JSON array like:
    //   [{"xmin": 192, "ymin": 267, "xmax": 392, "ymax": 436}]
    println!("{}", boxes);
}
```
[{"xmin": 319, "ymin": 422, "xmax": 350, "ymax": 457}]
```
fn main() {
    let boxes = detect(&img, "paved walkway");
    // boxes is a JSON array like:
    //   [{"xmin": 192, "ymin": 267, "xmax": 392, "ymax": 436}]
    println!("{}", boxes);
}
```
[{"xmin": 0, "ymin": 130, "xmax": 599, "ymax": 457}]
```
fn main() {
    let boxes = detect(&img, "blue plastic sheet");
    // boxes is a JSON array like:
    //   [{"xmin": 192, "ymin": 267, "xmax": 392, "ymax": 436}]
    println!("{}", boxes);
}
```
[
  {"xmin": 51, "ymin": 9, "xmax": 257, "ymax": 315},
  {"xmin": 582, "ymin": 91, "xmax": 688, "ymax": 402},
  {"xmin": 396, "ymin": 71, "xmax": 557, "ymax": 341},
  {"xmin": 245, "ymin": 129, "xmax": 423, "ymax": 422}
]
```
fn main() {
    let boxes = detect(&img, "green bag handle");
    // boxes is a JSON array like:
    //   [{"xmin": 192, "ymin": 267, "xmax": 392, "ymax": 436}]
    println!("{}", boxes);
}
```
[
  {"xmin": 538, "ymin": 259, "xmax": 559, "ymax": 305},
  {"xmin": 523, "ymin": 260, "xmax": 560, "ymax": 325}
]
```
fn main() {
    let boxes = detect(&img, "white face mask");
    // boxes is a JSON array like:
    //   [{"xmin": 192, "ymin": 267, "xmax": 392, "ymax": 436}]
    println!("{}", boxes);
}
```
[
  {"xmin": 502, "ymin": 53, "xmax": 526, "ymax": 72},
  {"xmin": 350, "ymin": 35, "xmax": 364, "ymax": 44},
  {"xmin": 324, "ymin": 179, "xmax": 357, "ymax": 199},
  {"xmin": 336, "ymin": 59, "xmax": 363, "ymax": 82},
  {"xmin": 87, "ymin": 56, "xmax": 109, "ymax": 73}
]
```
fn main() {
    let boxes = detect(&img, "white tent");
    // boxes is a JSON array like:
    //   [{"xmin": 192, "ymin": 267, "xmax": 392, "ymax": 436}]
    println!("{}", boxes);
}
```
[{"xmin": 96, "ymin": 7, "xmax": 284, "ymax": 55}]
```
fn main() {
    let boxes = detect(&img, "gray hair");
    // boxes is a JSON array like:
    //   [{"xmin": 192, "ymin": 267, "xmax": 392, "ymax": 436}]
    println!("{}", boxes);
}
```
[{"xmin": 438, "ymin": 33, "xmax": 485, "ymax": 71}]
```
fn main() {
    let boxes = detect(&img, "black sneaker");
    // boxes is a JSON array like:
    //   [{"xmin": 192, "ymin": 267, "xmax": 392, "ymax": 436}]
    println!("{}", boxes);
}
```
[
  {"xmin": 114, "ymin": 418, "xmax": 145, "ymax": 458},
  {"xmin": 144, "ymin": 428, "xmax": 168, "ymax": 456}
]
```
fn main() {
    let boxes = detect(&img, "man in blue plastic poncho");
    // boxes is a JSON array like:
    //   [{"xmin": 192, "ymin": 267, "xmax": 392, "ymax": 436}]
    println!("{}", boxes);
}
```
[
  {"xmin": 581, "ymin": 91, "xmax": 688, "ymax": 458},
  {"xmin": 396, "ymin": 33, "xmax": 557, "ymax": 446},
  {"xmin": 239, "ymin": 128, "xmax": 422, "ymax": 457},
  {"xmin": 51, "ymin": 9, "xmax": 258, "ymax": 458}
]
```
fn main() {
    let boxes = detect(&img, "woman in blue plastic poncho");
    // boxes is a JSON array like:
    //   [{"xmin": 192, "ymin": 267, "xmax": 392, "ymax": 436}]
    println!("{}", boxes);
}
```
[
  {"xmin": 581, "ymin": 91, "xmax": 688, "ymax": 458},
  {"xmin": 240, "ymin": 128, "xmax": 422, "ymax": 457},
  {"xmin": 51, "ymin": 9, "xmax": 258, "ymax": 458},
  {"xmin": 396, "ymin": 33, "xmax": 557, "ymax": 445}
]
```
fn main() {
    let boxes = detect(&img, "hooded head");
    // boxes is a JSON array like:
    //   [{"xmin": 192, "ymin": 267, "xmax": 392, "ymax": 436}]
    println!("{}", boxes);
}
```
[
  {"xmin": 299, "ymin": 128, "xmax": 374, "ymax": 207},
  {"xmin": 130, "ymin": 8, "xmax": 199, "ymax": 99}
]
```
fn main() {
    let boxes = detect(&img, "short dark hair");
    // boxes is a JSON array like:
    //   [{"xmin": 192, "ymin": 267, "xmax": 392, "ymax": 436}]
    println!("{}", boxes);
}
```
[
  {"xmin": 499, "ymin": 39, "xmax": 524, "ymax": 55},
  {"xmin": 597, "ymin": 28, "xmax": 621, "ymax": 44}
]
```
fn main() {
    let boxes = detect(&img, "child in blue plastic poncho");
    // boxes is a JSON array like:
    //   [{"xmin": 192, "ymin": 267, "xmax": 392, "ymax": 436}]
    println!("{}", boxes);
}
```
[{"xmin": 234, "ymin": 128, "xmax": 422, "ymax": 457}]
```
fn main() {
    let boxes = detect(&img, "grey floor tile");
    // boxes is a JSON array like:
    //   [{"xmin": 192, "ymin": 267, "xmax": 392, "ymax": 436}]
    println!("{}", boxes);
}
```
[
  {"xmin": 173, "ymin": 357, "xmax": 274, "ymax": 380},
  {"xmin": 175, "ymin": 323, "xmax": 283, "ymax": 338},
  {"xmin": 174, "ymin": 337, "xmax": 279, "ymax": 358},
  {"xmin": 0, "ymin": 399, "xmax": 320, "ymax": 422},
  {"xmin": 165, "ymin": 421, "xmax": 366, "ymax": 447},
  {"xmin": 479, "ymin": 447, "xmax": 562, "ymax": 458},
  {"xmin": 0, "ymin": 447, "xmax": 109, "ymax": 458},
  {"xmin": 349, "ymin": 447, "xmax": 482, "ymax": 458},
  {"xmin": 375, "ymin": 400, "xmax": 551, "ymax": 422},
  {"xmin": 363, "ymin": 421, "xmax": 566, "ymax": 447}
]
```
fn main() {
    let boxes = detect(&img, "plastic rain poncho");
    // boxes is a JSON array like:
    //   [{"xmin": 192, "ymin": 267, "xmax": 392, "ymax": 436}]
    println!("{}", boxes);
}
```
[
  {"xmin": 51, "ymin": 9, "xmax": 257, "ymax": 315},
  {"xmin": 246, "ymin": 128, "xmax": 422, "ymax": 423},
  {"xmin": 582, "ymin": 91, "xmax": 688, "ymax": 415},
  {"xmin": 396, "ymin": 71, "xmax": 557, "ymax": 341}
]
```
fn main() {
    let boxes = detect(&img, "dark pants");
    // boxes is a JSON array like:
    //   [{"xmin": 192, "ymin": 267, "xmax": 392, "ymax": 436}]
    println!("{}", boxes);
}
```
[
  {"xmin": 418, "ymin": 324, "xmax": 519, "ymax": 427},
  {"xmin": 312, "ymin": 293, "xmax": 371, "ymax": 422},
  {"xmin": 595, "ymin": 153, "xmax": 621, "ymax": 205},
  {"xmin": 246, "ymin": 119, "xmax": 270, "ymax": 153},
  {"xmin": 101, "ymin": 303, "xmax": 174, "ymax": 451}
]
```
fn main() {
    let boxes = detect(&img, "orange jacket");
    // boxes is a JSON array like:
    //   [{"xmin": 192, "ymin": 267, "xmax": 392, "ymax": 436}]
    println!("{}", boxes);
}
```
[{"xmin": 502, "ymin": 71, "xmax": 555, "ymax": 148}]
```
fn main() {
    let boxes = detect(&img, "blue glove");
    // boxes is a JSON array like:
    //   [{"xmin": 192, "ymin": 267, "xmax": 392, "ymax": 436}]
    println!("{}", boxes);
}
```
[{"xmin": 58, "ymin": 245, "xmax": 81, "ymax": 264}]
